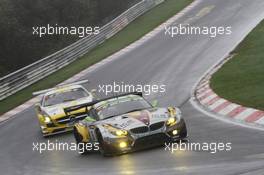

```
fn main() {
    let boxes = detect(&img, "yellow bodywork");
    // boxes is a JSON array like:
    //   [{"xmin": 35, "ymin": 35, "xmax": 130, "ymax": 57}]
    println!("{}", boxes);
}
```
[
  {"xmin": 75, "ymin": 123, "xmax": 90, "ymax": 142},
  {"xmin": 33, "ymin": 84, "xmax": 93, "ymax": 136},
  {"xmin": 36, "ymin": 107, "xmax": 88, "ymax": 135},
  {"xmin": 168, "ymin": 107, "xmax": 176, "ymax": 116}
]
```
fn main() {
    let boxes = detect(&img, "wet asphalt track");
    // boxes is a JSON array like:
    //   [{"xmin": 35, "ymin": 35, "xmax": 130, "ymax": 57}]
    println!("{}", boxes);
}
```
[{"xmin": 1, "ymin": 0, "xmax": 264, "ymax": 174}]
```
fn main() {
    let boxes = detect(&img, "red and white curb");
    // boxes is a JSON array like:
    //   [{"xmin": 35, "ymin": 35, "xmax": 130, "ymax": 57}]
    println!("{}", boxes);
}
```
[
  {"xmin": 0, "ymin": 0, "xmax": 201, "ymax": 123},
  {"xmin": 191, "ymin": 55, "xmax": 264, "ymax": 130}
]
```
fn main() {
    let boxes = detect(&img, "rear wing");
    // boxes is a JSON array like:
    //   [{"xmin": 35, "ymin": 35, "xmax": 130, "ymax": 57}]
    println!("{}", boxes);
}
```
[
  {"xmin": 64, "ymin": 91, "xmax": 143, "ymax": 114},
  {"xmin": 32, "ymin": 79, "xmax": 89, "ymax": 96}
]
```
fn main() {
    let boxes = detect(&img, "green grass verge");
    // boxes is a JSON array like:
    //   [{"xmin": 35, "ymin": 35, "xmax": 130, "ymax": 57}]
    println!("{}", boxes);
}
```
[
  {"xmin": 211, "ymin": 20, "xmax": 264, "ymax": 110},
  {"xmin": 0, "ymin": 0, "xmax": 193, "ymax": 115}
]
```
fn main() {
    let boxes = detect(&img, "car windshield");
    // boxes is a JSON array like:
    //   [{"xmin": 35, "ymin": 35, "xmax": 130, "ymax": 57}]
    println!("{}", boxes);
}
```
[
  {"xmin": 96, "ymin": 98, "xmax": 151, "ymax": 120},
  {"xmin": 43, "ymin": 88, "xmax": 89, "ymax": 106}
]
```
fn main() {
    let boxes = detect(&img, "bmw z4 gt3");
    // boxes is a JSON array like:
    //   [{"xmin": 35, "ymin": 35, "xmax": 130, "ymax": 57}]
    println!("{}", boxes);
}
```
[{"xmin": 65, "ymin": 92, "xmax": 188, "ymax": 156}]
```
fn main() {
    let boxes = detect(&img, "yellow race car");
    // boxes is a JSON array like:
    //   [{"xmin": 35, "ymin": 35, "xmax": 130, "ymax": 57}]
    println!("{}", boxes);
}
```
[{"xmin": 33, "ymin": 80, "xmax": 95, "ymax": 137}]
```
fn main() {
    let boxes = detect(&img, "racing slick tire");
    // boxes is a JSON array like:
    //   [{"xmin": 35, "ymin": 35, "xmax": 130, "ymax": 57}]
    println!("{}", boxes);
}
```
[
  {"xmin": 96, "ymin": 129, "xmax": 113, "ymax": 157},
  {"xmin": 169, "ymin": 119, "xmax": 188, "ymax": 143},
  {"xmin": 175, "ymin": 119, "xmax": 188, "ymax": 143},
  {"xmin": 179, "ymin": 119, "xmax": 188, "ymax": 138}
]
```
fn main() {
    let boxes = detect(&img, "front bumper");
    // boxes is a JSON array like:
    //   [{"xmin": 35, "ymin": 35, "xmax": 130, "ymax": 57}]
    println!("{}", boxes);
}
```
[
  {"xmin": 102, "ymin": 119, "xmax": 187, "ymax": 155},
  {"xmin": 40, "ymin": 114, "xmax": 87, "ymax": 136},
  {"xmin": 40, "ymin": 125, "xmax": 73, "ymax": 136}
]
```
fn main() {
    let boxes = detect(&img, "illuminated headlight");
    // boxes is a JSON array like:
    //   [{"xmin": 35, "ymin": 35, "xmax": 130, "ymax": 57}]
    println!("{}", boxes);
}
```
[
  {"xmin": 115, "ymin": 130, "xmax": 128, "ymax": 136},
  {"xmin": 166, "ymin": 117, "xmax": 177, "ymax": 126},
  {"xmin": 166, "ymin": 107, "xmax": 182, "ymax": 127},
  {"xmin": 172, "ymin": 130, "xmax": 178, "ymax": 135},
  {"xmin": 41, "ymin": 110, "xmax": 52, "ymax": 124},
  {"xmin": 103, "ymin": 124, "xmax": 128, "ymax": 137},
  {"xmin": 119, "ymin": 142, "xmax": 128, "ymax": 148},
  {"xmin": 44, "ymin": 116, "xmax": 51, "ymax": 123}
]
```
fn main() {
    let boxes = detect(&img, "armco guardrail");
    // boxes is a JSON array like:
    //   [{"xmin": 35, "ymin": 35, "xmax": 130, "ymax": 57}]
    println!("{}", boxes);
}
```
[{"xmin": 0, "ymin": 0, "xmax": 164, "ymax": 101}]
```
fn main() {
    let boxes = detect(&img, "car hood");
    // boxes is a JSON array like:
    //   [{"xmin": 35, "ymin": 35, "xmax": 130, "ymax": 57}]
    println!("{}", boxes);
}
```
[
  {"xmin": 43, "ymin": 97, "xmax": 92, "ymax": 118},
  {"xmin": 98, "ymin": 108, "xmax": 170, "ymax": 130}
]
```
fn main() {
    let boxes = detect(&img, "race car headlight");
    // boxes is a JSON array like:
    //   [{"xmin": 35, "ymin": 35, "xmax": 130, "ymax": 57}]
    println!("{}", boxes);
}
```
[
  {"xmin": 166, "ymin": 117, "xmax": 177, "ymax": 126},
  {"xmin": 119, "ymin": 141, "xmax": 128, "ymax": 148},
  {"xmin": 44, "ymin": 116, "xmax": 51, "ymax": 123},
  {"xmin": 42, "ymin": 112, "xmax": 52, "ymax": 124},
  {"xmin": 115, "ymin": 130, "xmax": 128, "ymax": 136},
  {"xmin": 167, "ymin": 107, "xmax": 182, "ymax": 127},
  {"xmin": 103, "ymin": 124, "xmax": 128, "ymax": 137}
]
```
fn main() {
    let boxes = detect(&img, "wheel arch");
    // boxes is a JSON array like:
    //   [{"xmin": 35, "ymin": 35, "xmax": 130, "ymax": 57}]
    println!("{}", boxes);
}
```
[{"xmin": 74, "ymin": 123, "xmax": 90, "ymax": 143}]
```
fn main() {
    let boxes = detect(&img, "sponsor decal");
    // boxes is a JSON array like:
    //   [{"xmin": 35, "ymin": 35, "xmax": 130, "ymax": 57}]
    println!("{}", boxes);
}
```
[{"xmin": 128, "ymin": 110, "xmax": 150, "ymax": 125}]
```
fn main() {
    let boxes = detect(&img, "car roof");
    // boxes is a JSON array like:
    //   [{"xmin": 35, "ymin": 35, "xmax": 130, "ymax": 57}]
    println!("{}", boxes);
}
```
[
  {"xmin": 94, "ymin": 94, "xmax": 143, "ymax": 109},
  {"xmin": 44, "ymin": 84, "xmax": 86, "ymax": 96}
]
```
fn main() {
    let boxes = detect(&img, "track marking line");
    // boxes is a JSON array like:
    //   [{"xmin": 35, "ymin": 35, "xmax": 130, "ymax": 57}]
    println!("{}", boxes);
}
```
[
  {"xmin": 200, "ymin": 94, "xmax": 217, "ymax": 104},
  {"xmin": 196, "ymin": 85, "xmax": 210, "ymax": 94},
  {"xmin": 234, "ymin": 108, "xmax": 257, "ymax": 120},
  {"xmin": 197, "ymin": 90, "xmax": 213, "ymax": 100},
  {"xmin": 205, "ymin": 96, "xmax": 220, "ymax": 106},
  {"xmin": 255, "ymin": 116, "xmax": 264, "ymax": 125},
  {"xmin": 218, "ymin": 103, "xmax": 239, "ymax": 115},
  {"xmin": 183, "ymin": 5, "xmax": 215, "ymax": 25},
  {"xmin": 245, "ymin": 111, "xmax": 264, "ymax": 123},
  {"xmin": 208, "ymin": 99, "xmax": 226, "ymax": 110},
  {"xmin": 227, "ymin": 106, "xmax": 247, "ymax": 118}
]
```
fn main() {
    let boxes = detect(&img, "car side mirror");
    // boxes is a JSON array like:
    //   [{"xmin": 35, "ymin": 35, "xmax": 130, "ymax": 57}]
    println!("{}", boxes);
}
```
[
  {"xmin": 151, "ymin": 100, "xmax": 158, "ymax": 107},
  {"xmin": 85, "ymin": 116, "xmax": 96, "ymax": 122}
]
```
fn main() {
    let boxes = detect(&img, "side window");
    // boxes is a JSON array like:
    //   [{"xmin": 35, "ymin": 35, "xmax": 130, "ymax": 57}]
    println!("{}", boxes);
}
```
[
  {"xmin": 41, "ymin": 96, "xmax": 45, "ymax": 106},
  {"xmin": 88, "ymin": 108, "xmax": 99, "ymax": 120}
]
